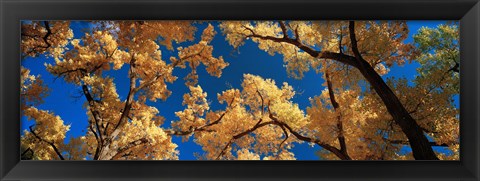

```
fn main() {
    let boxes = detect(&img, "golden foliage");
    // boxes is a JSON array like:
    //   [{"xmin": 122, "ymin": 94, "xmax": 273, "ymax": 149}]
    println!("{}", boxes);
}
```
[
  {"xmin": 21, "ymin": 21, "xmax": 73, "ymax": 58},
  {"xmin": 171, "ymin": 74, "xmax": 306, "ymax": 160},
  {"xmin": 20, "ymin": 21, "xmax": 459, "ymax": 160}
]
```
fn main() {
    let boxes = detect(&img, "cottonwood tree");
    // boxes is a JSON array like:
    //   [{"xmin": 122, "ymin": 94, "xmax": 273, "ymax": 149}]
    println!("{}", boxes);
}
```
[
  {"xmin": 21, "ymin": 21, "xmax": 228, "ymax": 160},
  {"xmin": 219, "ymin": 21, "xmax": 459, "ymax": 160}
]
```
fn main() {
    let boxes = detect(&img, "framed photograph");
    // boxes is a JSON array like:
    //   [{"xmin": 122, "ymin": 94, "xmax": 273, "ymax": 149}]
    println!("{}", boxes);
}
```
[{"xmin": 1, "ymin": 0, "xmax": 479, "ymax": 180}]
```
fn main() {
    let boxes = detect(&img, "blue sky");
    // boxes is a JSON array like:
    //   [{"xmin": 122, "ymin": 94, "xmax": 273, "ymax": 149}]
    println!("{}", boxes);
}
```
[{"xmin": 21, "ymin": 20, "xmax": 455, "ymax": 160}]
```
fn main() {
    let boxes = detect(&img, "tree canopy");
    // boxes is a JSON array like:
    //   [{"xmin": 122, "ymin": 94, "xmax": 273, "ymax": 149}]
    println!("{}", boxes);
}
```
[{"xmin": 20, "ymin": 21, "xmax": 459, "ymax": 160}]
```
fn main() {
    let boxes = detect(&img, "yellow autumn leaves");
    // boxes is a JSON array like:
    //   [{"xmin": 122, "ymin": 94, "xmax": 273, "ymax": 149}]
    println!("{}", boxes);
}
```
[
  {"xmin": 21, "ymin": 21, "xmax": 73, "ymax": 59},
  {"xmin": 21, "ymin": 21, "xmax": 232, "ymax": 160},
  {"xmin": 20, "ymin": 21, "xmax": 459, "ymax": 160},
  {"xmin": 170, "ymin": 74, "xmax": 305, "ymax": 160}
]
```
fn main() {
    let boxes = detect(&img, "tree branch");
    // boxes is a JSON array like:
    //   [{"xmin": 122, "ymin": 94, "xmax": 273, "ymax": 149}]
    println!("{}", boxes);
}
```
[
  {"xmin": 42, "ymin": 21, "xmax": 52, "ymax": 48},
  {"xmin": 294, "ymin": 26, "xmax": 300, "ymax": 42},
  {"xmin": 339, "ymin": 27, "xmax": 344, "ymax": 54},
  {"xmin": 21, "ymin": 147, "xmax": 34, "ymax": 160},
  {"xmin": 82, "ymin": 84, "xmax": 104, "ymax": 145},
  {"xmin": 110, "ymin": 56, "xmax": 137, "ymax": 139},
  {"xmin": 278, "ymin": 21, "xmax": 289, "ymax": 39},
  {"xmin": 97, "ymin": 56, "xmax": 137, "ymax": 160},
  {"xmin": 111, "ymin": 137, "xmax": 149, "ymax": 160},
  {"xmin": 325, "ymin": 72, "xmax": 348, "ymax": 155},
  {"xmin": 212, "ymin": 98, "xmax": 353, "ymax": 160},
  {"xmin": 216, "ymin": 121, "xmax": 280, "ymax": 160},
  {"xmin": 88, "ymin": 123, "xmax": 101, "ymax": 160},
  {"xmin": 243, "ymin": 26, "xmax": 358, "ymax": 67},
  {"xmin": 21, "ymin": 21, "xmax": 53, "ymax": 51},
  {"xmin": 29, "ymin": 125, "xmax": 65, "ymax": 160},
  {"xmin": 256, "ymin": 90, "xmax": 265, "ymax": 115},
  {"xmin": 278, "ymin": 125, "xmax": 289, "ymax": 148},
  {"xmin": 387, "ymin": 139, "xmax": 449, "ymax": 147},
  {"xmin": 268, "ymin": 113, "xmax": 352, "ymax": 160},
  {"xmin": 166, "ymin": 97, "xmax": 236, "ymax": 136},
  {"xmin": 348, "ymin": 21, "xmax": 363, "ymax": 61},
  {"xmin": 135, "ymin": 46, "xmax": 206, "ymax": 92}
]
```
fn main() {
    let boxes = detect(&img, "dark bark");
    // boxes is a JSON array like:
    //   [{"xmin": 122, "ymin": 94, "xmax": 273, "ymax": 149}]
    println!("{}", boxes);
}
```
[
  {"xmin": 325, "ymin": 72, "xmax": 348, "ymax": 157},
  {"xmin": 388, "ymin": 140, "xmax": 449, "ymax": 147}
]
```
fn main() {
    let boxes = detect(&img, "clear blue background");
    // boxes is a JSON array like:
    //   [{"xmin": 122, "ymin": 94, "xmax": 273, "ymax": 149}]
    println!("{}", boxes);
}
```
[{"xmin": 21, "ymin": 21, "xmax": 456, "ymax": 160}]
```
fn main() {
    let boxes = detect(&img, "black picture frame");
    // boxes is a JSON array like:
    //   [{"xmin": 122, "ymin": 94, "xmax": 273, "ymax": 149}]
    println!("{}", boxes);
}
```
[{"xmin": 1, "ymin": 0, "xmax": 479, "ymax": 180}]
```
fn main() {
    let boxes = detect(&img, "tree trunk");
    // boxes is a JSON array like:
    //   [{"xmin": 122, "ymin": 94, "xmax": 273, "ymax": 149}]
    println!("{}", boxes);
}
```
[{"xmin": 356, "ymin": 58, "xmax": 439, "ymax": 160}]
